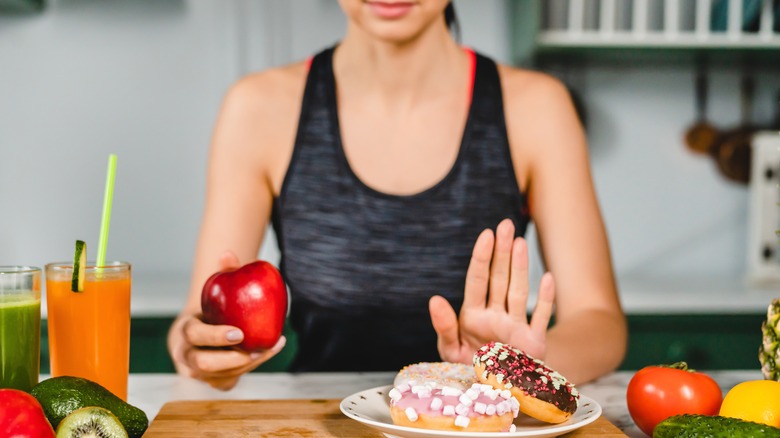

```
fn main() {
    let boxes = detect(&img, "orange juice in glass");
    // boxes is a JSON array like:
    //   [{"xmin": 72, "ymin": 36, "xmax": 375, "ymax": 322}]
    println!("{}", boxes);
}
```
[{"xmin": 45, "ymin": 261, "xmax": 131, "ymax": 400}]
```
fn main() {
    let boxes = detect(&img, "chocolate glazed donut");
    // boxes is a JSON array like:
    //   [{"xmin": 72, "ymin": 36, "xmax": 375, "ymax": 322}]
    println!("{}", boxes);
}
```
[{"xmin": 473, "ymin": 341, "xmax": 579, "ymax": 424}]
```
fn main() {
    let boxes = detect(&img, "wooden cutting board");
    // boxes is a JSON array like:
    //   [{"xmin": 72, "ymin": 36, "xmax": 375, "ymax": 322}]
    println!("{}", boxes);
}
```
[{"xmin": 144, "ymin": 399, "xmax": 628, "ymax": 437}]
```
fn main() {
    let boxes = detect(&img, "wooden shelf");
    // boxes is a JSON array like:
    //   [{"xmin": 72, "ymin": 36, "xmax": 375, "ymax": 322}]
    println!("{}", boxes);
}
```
[
  {"xmin": 532, "ymin": 44, "xmax": 780, "ymax": 70},
  {"xmin": 537, "ymin": 31, "xmax": 780, "ymax": 49},
  {"xmin": 512, "ymin": 0, "xmax": 780, "ymax": 69}
]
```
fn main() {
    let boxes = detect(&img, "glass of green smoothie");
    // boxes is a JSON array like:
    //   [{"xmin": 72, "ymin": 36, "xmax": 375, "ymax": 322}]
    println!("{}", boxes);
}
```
[{"xmin": 0, "ymin": 266, "xmax": 41, "ymax": 392}]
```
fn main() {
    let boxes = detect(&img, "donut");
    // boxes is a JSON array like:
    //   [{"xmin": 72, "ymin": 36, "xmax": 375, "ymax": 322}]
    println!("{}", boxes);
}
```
[
  {"xmin": 388, "ymin": 381, "xmax": 519, "ymax": 432},
  {"xmin": 473, "ymin": 341, "xmax": 579, "ymax": 424},
  {"xmin": 394, "ymin": 362, "xmax": 479, "ymax": 390}
]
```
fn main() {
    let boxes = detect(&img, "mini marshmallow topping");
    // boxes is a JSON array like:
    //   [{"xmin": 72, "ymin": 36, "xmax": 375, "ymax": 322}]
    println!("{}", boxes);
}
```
[{"xmin": 389, "ymin": 379, "xmax": 519, "ymax": 431}]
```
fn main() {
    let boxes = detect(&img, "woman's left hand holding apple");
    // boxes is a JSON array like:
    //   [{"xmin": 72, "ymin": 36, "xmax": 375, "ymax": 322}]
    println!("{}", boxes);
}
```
[
  {"xmin": 168, "ymin": 252, "xmax": 287, "ymax": 391},
  {"xmin": 429, "ymin": 219, "xmax": 555, "ymax": 364}
]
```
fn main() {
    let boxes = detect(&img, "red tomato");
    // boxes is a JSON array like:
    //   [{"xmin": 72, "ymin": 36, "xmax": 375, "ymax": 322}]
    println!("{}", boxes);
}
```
[{"xmin": 626, "ymin": 362, "xmax": 723, "ymax": 436}]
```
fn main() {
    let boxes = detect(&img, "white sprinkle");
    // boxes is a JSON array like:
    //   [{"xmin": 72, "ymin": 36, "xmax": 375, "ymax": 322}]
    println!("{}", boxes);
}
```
[
  {"xmin": 405, "ymin": 407, "xmax": 418, "ymax": 422},
  {"xmin": 455, "ymin": 415, "xmax": 471, "ymax": 428},
  {"xmin": 389, "ymin": 388, "xmax": 402, "ymax": 403},
  {"xmin": 430, "ymin": 397, "xmax": 443, "ymax": 411},
  {"xmin": 443, "ymin": 405, "xmax": 456, "ymax": 416},
  {"xmin": 474, "ymin": 402, "xmax": 487, "ymax": 414}
]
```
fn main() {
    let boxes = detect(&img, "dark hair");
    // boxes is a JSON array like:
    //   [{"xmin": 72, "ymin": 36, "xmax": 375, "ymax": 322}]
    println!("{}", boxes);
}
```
[{"xmin": 444, "ymin": 2, "xmax": 461, "ymax": 42}]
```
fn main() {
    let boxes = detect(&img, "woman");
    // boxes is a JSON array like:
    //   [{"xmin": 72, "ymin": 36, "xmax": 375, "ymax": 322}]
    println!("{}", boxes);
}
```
[{"xmin": 168, "ymin": 0, "xmax": 626, "ymax": 391}]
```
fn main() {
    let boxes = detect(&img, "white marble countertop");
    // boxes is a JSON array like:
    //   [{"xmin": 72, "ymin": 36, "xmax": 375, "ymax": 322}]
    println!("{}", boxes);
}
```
[{"xmin": 124, "ymin": 369, "xmax": 762, "ymax": 437}]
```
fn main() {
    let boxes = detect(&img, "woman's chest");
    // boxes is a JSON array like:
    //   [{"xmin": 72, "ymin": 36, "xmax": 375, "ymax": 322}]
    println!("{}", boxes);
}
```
[{"xmin": 337, "ymin": 98, "xmax": 468, "ymax": 196}]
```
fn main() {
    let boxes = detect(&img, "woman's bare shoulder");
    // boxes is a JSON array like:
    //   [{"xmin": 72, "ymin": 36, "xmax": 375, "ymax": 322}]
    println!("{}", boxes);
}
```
[
  {"xmin": 209, "ymin": 60, "xmax": 309, "ymax": 189},
  {"xmin": 496, "ymin": 64, "xmax": 575, "ymax": 117},
  {"xmin": 222, "ymin": 60, "xmax": 309, "ymax": 119},
  {"xmin": 497, "ymin": 64, "xmax": 583, "ymax": 147},
  {"xmin": 496, "ymin": 64, "xmax": 587, "ymax": 189}
]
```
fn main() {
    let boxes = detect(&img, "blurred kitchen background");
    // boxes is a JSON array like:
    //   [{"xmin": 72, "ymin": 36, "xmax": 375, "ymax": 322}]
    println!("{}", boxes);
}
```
[{"xmin": 2, "ymin": 0, "xmax": 780, "ymax": 371}]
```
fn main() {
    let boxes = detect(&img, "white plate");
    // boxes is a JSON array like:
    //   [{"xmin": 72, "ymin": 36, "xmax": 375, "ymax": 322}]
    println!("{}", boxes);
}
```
[{"xmin": 339, "ymin": 385, "xmax": 602, "ymax": 438}]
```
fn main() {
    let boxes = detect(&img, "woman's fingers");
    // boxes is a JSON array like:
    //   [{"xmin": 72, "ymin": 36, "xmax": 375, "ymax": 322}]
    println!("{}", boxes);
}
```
[
  {"xmin": 187, "ymin": 336, "xmax": 287, "ymax": 384},
  {"xmin": 462, "ymin": 229, "xmax": 494, "ymax": 309},
  {"xmin": 529, "ymin": 272, "xmax": 555, "ymax": 335},
  {"xmin": 487, "ymin": 219, "xmax": 515, "ymax": 310},
  {"xmin": 186, "ymin": 347, "xmax": 258, "ymax": 375},
  {"xmin": 506, "ymin": 237, "xmax": 530, "ymax": 319},
  {"xmin": 429, "ymin": 295, "xmax": 460, "ymax": 359},
  {"xmin": 183, "ymin": 316, "xmax": 244, "ymax": 348},
  {"xmin": 204, "ymin": 376, "xmax": 241, "ymax": 391}
]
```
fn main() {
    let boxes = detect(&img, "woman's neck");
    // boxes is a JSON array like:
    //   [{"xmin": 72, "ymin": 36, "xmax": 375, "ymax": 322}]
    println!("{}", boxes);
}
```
[{"xmin": 333, "ymin": 23, "xmax": 467, "ymax": 108}]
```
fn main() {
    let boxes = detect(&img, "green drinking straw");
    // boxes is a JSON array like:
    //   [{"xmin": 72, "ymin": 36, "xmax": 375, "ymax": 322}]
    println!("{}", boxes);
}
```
[{"xmin": 96, "ymin": 154, "xmax": 117, "ymax": 267}]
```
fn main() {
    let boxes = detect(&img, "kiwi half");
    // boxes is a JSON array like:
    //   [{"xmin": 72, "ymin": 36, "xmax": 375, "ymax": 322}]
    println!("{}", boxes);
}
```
[{"xmin": 56, "ymin": 406, "xmax": 128, "ymax": 438}]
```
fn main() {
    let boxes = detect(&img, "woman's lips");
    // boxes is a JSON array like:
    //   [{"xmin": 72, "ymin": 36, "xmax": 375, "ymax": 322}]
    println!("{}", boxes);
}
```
[{"xmin": 365, "ymin": 1, "xmax": 415, "ymax": 19}]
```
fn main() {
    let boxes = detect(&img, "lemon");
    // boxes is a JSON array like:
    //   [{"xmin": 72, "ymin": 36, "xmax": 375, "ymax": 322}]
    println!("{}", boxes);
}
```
[{"xmin": 719, "ymin": 380, "xmax": 780, "ymax": 428}]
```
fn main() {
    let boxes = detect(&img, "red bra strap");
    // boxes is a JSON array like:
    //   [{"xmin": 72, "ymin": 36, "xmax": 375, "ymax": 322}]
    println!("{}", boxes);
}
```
[{"xmin": 464, "ymin": 47, "xmax": 476, "ymax": 107}]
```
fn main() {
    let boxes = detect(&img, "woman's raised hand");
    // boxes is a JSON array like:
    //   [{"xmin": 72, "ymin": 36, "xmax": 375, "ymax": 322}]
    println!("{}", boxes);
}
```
[{"xmin": 429, "ymin": 219, "xmax": 555, "ymax": 364}]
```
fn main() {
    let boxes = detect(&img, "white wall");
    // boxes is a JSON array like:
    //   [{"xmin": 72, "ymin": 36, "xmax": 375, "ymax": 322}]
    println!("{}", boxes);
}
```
[
  {"xmin": 1, "ymin": 0, "xmax": 777, "ymax": 295},
  {"xmin": 1, "ymin": 1, "xmax": 239, "ymax": 278}
]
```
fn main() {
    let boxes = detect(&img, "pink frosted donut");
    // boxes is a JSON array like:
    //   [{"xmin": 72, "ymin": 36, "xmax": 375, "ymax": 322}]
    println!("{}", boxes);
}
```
[
  {"xmin": 393, "ymin": 362, "xmax": 478, "ymax": 391},
  {"xmin": 473, "ymin": 341, "xmax": 579, "ymax": 424},
  {"xmin": 388, "ymin": 381, "xmax": 519, "ymax": 432}
]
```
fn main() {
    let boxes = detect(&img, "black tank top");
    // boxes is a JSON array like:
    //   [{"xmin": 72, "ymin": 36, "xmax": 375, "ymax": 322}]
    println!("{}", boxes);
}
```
[{"xmin": 271, "ymin": 47, "xmax": 529, "ymax": 372}]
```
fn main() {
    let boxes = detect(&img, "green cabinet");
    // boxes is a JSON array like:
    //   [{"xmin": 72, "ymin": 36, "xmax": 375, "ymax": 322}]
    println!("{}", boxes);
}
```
[
  {"xmin": 39, "ymin": 317, "xmax": 298, "ymax": 374},
  {"xmin": 622, "ymin": 313, "xmax": 765, "ymax": 370},
  {"xmin": 39, "ymin": 313, "xmax": 765, "ymax": 373}
]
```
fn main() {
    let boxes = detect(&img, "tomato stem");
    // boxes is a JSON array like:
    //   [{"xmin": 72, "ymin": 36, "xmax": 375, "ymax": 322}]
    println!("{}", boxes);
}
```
[{"xmin": 662, "ymin": 361, "xmax": 695, "ymax": 372}]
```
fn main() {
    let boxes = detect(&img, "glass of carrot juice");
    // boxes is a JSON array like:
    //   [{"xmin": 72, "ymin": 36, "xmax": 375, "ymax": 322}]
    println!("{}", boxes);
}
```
[
  {"xmin": 0, "ymin": 266, "xmax": 42, "ymax": 392},
  {"xmin": 45, "ymin": 261, "xmax": 131, "ymax": 400}
]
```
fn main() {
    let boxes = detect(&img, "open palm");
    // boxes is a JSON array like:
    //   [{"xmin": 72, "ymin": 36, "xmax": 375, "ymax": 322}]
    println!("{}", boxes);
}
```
[{"xmin": 429, "ymin": 219, "xmax": 555, "ymax": 364}]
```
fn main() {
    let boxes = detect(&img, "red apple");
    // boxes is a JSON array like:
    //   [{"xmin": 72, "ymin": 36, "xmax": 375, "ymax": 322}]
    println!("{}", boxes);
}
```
[
  {"xmin": 0, "ymin": 388, "xmax": 56, "ymax": 438},
  {"xmin": 201, "ymin": 260, "xmax": 288, "ymax": 352}
]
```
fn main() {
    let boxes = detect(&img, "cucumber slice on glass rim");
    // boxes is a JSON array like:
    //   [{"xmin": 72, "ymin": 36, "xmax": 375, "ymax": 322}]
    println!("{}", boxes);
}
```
[{"xmin": 72, "ymin": 240, "xmax": 86, "ymax": 292}]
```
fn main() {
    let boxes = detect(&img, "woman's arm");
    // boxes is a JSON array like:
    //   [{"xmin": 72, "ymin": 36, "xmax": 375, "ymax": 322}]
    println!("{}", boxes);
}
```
[
  {"xmin": 503, "ymin": 68, "xmax": 627, "ymax": 384},
  {"xmin": 168, "ymin": 65, "xmax": 305, "ymax": 390}
]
